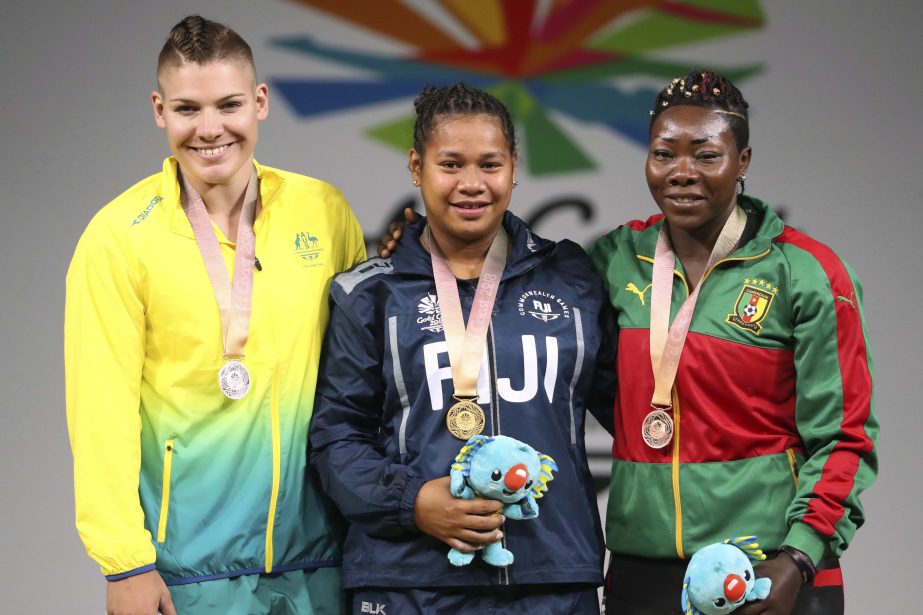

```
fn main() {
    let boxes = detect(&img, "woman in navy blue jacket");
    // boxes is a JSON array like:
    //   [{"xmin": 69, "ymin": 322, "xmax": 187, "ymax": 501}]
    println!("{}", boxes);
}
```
[{"xmin": 310, "ymin": 83, "xmax": 617, "ymax": 613}]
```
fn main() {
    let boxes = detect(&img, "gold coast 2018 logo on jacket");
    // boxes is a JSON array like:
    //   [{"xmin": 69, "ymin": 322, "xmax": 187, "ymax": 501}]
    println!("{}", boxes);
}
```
[{"xmin": 727, "ymin": 278, "xmax": 777, "ymax": 334}]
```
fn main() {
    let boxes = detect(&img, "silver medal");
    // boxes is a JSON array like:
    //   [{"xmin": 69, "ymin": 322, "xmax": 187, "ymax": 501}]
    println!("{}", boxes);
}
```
[{"xmin": 218, "ymin": 359, "xmax": 250, "ymax": 400}]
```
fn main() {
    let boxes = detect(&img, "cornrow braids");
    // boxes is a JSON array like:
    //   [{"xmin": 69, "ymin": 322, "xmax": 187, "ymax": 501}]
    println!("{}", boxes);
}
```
[
  {"xmin": 157, "ymin": 15, "xmax": 255, "ymax": 84},
  {"xmin": 412, "ymin": 83, "xmax": 517, "ymax": 155},
  {"xmin": 649, "ymin": 71, "xmax": 750, "ymax": 150}
]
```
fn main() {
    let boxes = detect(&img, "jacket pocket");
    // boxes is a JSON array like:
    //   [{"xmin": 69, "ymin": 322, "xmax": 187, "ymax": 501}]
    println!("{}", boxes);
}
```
[{"xmin": 156, "ymin": 439, "xmax": 175, "ymax": 543}]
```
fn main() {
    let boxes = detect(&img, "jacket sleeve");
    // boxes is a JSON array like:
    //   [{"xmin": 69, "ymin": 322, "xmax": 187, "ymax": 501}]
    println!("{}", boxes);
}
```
[
  {"xmin": 309, "ymin": 278, "xmax": 425, "ymax": 538},
  {"xmin": 783, "ymin": 247, "xmax": 878, "ymax": 565},
  {"xmin": 586, "ymin": 300, "xmax": 618, "ymax": 436},
  {"xmin": 574, "ymin": 238, "xmax": 618, "ymax": 435},
  {"xmin": 584, "ymin": 234, "xmax": 625, "ymax": 436},
  {"xmin": 65, "ymin": 217, "xmax": 156, "ymax": 579},
  {"xmin": 334, "ymin": 189, "xmax": 368, "ymax": 271}
]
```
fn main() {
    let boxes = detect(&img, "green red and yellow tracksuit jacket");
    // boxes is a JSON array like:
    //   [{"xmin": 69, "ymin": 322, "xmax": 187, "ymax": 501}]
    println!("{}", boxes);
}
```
[
  {"xmin": 65, "ymin": 158, "xmax": 366, "ymax": 584},
  {"xmin": 588, "ymin": 196, "xmax": 878, "ymax": 567}
]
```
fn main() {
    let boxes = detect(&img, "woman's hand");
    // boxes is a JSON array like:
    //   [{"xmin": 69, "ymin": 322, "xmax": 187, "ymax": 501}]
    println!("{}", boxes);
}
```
[
  {"xmin": 413, "ymin": 476, "xmax": 505, "ymax": 552},
  {"xmin": 378, "ymin": 207, "xmax": 420, "ymax": 258},
  {"xmin": 734, "ymin": 554, "xmax": 802, "ymax": 615},
  {"xmin": 106, "ymin": 569, "xmax": 176, "ymax": 615}
]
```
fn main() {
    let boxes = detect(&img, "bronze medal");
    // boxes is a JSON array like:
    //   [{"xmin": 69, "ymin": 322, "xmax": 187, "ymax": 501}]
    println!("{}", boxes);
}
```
[
  {"xmin": 641, "ymin": 407, "xmax": 674, "ymax": 449},
  {"xmin": 446, "ymin": 398, "xmax": 486, "ymax": 440}
]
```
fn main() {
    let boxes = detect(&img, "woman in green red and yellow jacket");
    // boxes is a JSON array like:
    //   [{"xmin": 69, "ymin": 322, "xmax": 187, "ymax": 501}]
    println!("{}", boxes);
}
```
[{"xmin": 589, "ymin": 72, "xmax": 878, "ymax": 615}]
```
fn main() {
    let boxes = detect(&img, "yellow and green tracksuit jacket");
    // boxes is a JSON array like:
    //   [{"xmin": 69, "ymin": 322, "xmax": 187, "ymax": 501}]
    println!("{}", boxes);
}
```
[
  {"xmin": 65, "ymin": 157, "xmax": 366, "ymax": 584},
  {"xmin": 588, "ymin": 197, "xmax": 878, "ymax": 567}
]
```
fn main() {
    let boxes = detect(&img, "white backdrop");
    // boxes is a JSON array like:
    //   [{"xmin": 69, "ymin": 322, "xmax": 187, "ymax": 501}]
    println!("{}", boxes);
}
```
[{"xmin": 1, "ymin": 1, "xmax": 919, "ymax": 612}]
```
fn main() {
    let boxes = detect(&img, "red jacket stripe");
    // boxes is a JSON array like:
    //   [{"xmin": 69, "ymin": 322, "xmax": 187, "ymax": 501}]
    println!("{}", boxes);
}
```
[
  {"xmin": 813, "ymin": 567, "xmax": 844, "ymax": 587},
  {"xmin": 776, "ymin": 227, "xmax": 874, "ymax": 538}
]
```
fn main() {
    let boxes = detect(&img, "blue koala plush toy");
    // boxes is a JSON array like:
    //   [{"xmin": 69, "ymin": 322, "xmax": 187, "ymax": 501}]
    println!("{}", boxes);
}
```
[
  {"xmin": 447, "ymin": 434, "xmax": 557, "ymax": 567},
  {"xmin": 681, "ymin": 536, "xmax": 772, "ymax": 615}
]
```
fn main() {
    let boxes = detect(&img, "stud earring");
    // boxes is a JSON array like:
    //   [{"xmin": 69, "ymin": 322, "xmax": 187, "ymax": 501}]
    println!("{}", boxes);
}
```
[
  {"xmin": 512, "ymin": 180, "xmax": 519, "ymax": 188},
  {"xmin": 412, "ymin": 179, "xmax": 420, "ymax": 187}
]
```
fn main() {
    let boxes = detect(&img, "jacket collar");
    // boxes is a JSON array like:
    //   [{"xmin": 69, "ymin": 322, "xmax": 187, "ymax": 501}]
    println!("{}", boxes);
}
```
[
  {"xmin": 161, "ymin": 157, "xmax": 283, "ymax": 240},
  {"xmin": 392, "ymin": 210, "xmax": 556, "ymax": 281},
  {"xmin": 633, "ymin": 195, "xmax": 785, "ymax": 262}
]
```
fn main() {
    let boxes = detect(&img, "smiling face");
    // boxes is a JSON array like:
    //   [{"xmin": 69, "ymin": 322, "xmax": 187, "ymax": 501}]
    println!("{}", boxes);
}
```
[
  {"xmin": 152, "ymin": 60, "xmax": 268, "ymax": 195},
  {"xmin": 409, "ymin": 113, "xmax": 515, "ymax": 253},
  {"xmin": 646, "ymin": 105, "xmax": 751, "ymax": 242}
]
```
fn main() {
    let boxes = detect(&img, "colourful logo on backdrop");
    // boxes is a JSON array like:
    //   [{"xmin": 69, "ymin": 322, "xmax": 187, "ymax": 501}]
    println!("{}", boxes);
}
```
[{"xmin": 272, "ymin": 0, "xmax": 766, "ymax": 176}]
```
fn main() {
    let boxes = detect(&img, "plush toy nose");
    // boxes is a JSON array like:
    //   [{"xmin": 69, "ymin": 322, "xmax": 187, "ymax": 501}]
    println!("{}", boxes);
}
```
[
  {"xmin": 724, "ymin": 573, "xmax": 746, "ymax": 602},
  {"xmin": 504, "ymin": 464, "xmax": 529, "ymax": 490}
]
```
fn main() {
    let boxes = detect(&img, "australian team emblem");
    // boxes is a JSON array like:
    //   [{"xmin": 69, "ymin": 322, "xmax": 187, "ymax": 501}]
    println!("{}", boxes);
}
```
[
  {"xmin": 727, "ymin": 278, "xmax": 777, "ymax": 334},
  {"xmin": 293, "ymin": 231, "xmax": 323, "ymax": 264}
]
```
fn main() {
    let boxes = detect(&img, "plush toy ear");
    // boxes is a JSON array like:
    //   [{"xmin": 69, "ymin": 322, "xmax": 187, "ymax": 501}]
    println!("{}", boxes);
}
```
[
  {"xmin": 724, "ymin": 535, "xmax": 767, "ymax": 562},
  {"xmin": 681, "ymin": 573, "xmax": 702, "ymax": 615},
  {"xmin": 449, "ymin": 464, "xmax": 466, "ymax": 497},
  {"xmin": 449, "ymin": 435, "xmax": 492, "ymax": 497},
  {"xmin": 451, "ymin": 435, "xmax": 491, "ymax": 471},
  {"xmin": 531, "ymin": 453, "xmax": 558, "ymax": 500}
]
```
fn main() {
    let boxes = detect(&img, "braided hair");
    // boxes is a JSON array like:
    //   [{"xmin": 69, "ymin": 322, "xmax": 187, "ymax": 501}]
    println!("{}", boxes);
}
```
[
  {"xmin": 650, "ymin": 71, "xmax": 750, "ymax": 152},
  {"xmin": 156, "ymin": 15, "xmax": 255, "ymax": 85},
  {"xmin": 412, "ymin": 83, "xmax": 517, "ymax": 155}
]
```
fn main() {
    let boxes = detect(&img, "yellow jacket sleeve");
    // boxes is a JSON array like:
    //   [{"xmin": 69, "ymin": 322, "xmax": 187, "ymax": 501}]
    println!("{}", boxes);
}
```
[
  {"xmin": 65, "ymin": 214, "xmax": 156, "ymax": 578},
  {"xmin": 347, "ymin": 202, "xmax": 368, "ymax": 269}
]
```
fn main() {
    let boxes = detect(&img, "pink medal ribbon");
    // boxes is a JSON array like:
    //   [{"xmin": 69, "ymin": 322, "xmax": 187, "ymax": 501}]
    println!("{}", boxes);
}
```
[
  {"xmin": 645, "ymin": 205, "xmax": 747, "ymax": 448},
  {"xmin": 180, "ymin": 168, "xmax": 260, "ymax": 400},
  {"xmin": 425, "ymin": 225, "xmax": 508, "ymax": 439}
]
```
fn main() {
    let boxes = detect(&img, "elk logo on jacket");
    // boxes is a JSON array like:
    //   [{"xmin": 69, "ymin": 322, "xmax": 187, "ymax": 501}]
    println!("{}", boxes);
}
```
[{"xmin": 726, "ymin": 278, "xmax": 777, "ymax": 335}]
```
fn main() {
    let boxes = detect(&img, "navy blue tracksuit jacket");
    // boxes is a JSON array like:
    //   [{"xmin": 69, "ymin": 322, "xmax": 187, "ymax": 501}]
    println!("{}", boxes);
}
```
[{"xmin": 310, "ymin": 212, "xmax": 617, "ymax": 590}]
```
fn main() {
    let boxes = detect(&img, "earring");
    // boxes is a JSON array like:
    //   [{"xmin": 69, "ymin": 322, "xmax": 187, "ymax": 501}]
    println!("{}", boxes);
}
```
[
  {"xmin": 412, "ymin": 179, "xmax": 420, "ymax": 187},
  {"xmin": 512, "ymin": 180, "xmax": 519, "ymax": 188},
  {"xmin": 736, "ymin": 174, "xmax": 746, "ymax": 195}
]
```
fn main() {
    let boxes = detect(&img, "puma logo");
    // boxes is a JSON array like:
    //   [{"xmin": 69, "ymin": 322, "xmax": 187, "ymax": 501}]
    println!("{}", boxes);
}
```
[
  {"xmin": 836, "ymin": 293, "xmax": 856, "ymax": 308},
  {"xmin": 626, "ymin": 282, "xmax": 652, "ymax": 306}
]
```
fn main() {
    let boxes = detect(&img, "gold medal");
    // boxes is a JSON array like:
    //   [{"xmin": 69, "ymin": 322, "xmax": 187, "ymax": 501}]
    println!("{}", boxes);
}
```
[
  {"xmin": 642, "ymin": 407, "xmax": 674, "ymax": 449},
  {"xmin": 446, "ymin": 398, "xmax": 485, "ymax": 440}
]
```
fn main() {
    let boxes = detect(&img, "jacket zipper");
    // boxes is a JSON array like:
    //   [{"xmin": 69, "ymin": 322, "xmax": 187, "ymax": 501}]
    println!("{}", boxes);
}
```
[
  {"xmin": 641, "ymin": 247, "xmax": 773, "ymax": 560},
  {"xmin": 671, "ymin": 273, "xmax": 689, "ymax": 559},
  {"xmin": 486, "ymin": 322, "xmax": 510, "ymax": 586},
  {"xmin": 265, "ymin": 370, "xmax": 282, "ymax": 572},
  {"xmin": 786, "ymin": 448, "xmax": 800, "ymax": 489},
  {"xmin": 487, "ymin": 324, "xmax": 500, "ymax": 437},
  {"xmin": 157, "ymin": 439, "xmax": 175, "ymax": 543},
  {"xmin": 671, "ymin": 391, "xmax": 684, "ymax": 559}
]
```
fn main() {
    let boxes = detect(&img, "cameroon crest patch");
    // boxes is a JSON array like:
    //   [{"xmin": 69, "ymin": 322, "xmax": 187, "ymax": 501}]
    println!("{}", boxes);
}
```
[{"xmin": 726, "ymin": 278, "xmax": 777, "ymax": 334}]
